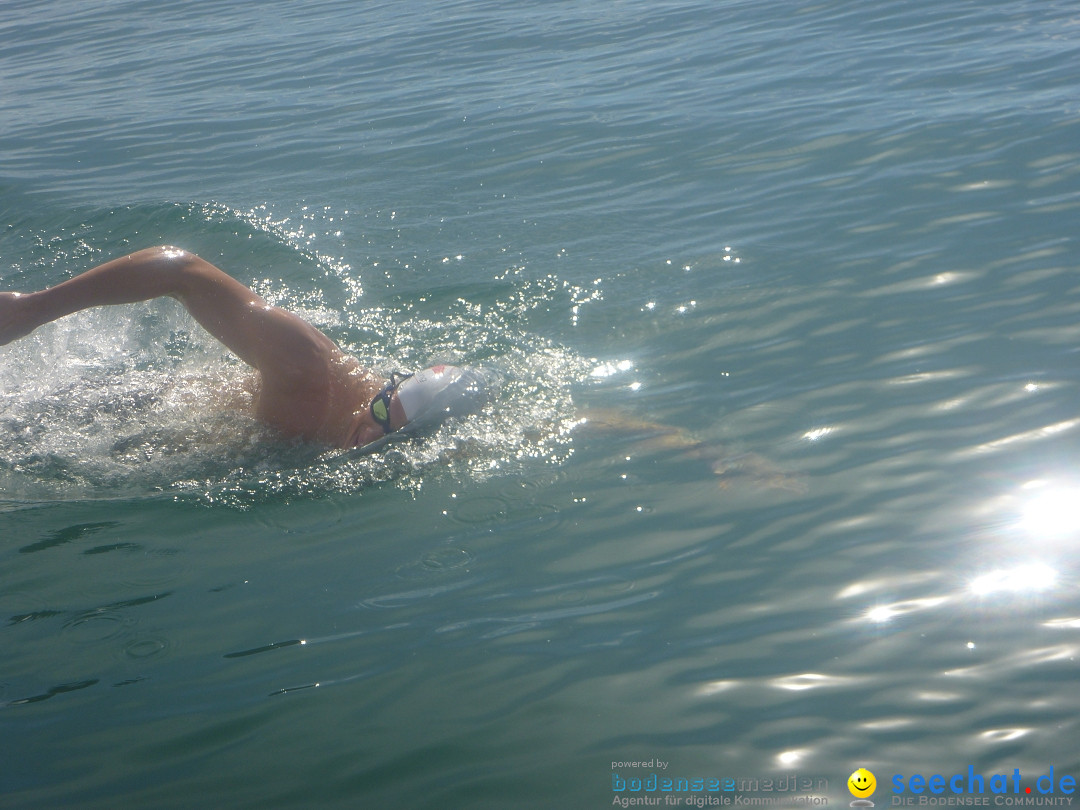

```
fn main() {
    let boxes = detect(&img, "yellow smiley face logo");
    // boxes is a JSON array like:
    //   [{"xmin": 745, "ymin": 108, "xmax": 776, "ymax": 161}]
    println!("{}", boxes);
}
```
[{"xmin": 848, "ymin": 768, "xmax": 877, "ymax": 798}]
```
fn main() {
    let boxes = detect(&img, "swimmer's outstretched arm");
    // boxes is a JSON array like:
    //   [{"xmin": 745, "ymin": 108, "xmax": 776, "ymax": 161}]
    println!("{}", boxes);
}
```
[{"xmin": 0, "ymin": 246, "xmax": 344, "ymax": 391}]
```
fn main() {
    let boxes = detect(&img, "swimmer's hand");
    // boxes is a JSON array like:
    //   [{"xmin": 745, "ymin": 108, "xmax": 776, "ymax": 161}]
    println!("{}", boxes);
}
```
[{"xmin": 0, "ymin": 292, "xmax": 38, "ymax": 346}]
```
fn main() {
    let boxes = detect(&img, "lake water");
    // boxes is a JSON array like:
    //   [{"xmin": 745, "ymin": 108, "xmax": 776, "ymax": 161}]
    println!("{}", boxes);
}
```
[{"xmin": 2, "ymin": 0, "xmax": 1079, "ymax": 807}]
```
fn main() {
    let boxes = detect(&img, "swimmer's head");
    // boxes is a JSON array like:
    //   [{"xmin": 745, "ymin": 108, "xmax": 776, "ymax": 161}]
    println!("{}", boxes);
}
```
[{"xmin": 354, "ymin": 365, "xmax": 491, "ymax": 453}]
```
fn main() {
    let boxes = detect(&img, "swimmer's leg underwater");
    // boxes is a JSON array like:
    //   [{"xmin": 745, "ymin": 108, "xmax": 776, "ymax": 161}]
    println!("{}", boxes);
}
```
[{"xmin": 578, "ymin": 407, "xmax": 805, "ymax": 492}]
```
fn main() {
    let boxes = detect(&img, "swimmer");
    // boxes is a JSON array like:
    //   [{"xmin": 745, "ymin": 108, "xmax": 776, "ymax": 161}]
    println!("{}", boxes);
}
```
[{"xmin": 0, "ymin": 246, "xmax": 471, "ymax": 450}]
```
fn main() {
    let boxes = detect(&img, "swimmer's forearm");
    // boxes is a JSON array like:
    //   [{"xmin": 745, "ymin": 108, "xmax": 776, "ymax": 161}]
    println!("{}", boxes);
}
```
[
  {"xmin": 24, "ymin": 247, "xmax": 203, "ymax": 326},
  {"xmin": 15, "ymin": 246, "xmax": 276, "ymax": 358},
  {"xmin": 2, "ymin": 248, "xmax": 191, "ymax": 344}
]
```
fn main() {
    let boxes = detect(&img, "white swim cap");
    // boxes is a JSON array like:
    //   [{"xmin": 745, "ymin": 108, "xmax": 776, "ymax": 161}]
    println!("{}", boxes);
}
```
[{"xmin": 396, "ymin": 365, "xmax": 466, "ymax": 426}]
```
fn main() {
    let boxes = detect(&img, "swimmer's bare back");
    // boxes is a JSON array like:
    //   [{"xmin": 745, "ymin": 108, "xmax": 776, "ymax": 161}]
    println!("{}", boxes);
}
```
[{"xmin": 0, "ymin": 246, "xmax": 396, "ymax": 448}]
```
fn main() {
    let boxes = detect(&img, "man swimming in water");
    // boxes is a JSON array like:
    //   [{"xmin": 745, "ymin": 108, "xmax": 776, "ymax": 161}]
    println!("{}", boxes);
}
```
[
  {"xmin": 0, "ymin": 246, "xmax": 804, "ymax": 488},
  {"xmin": 0, "ymin": 246, "xmax": 409, "ymax": 449}
]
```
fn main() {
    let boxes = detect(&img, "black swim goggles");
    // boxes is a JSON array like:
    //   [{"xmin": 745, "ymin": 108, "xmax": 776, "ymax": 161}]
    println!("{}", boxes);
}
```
[{"xmin": 369, "ymin": 371, "xmax": 414, "ymax": 434}]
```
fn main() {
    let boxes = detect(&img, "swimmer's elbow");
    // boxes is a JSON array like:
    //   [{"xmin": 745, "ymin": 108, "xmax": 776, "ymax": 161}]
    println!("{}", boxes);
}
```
[
  {"xmin": 141, "ymin": 246, "xmax": 248, "ymax": 302},
  {"xmin": 137, "ymin": 245, "xmax": 195, "ymax": 268},
  {"xmin": 153, "ymin": 245, "xmax": 190, "ymax": 259},
  {"xmin": 121, "ymin": 246, "xmax": 205, "ymax": 296},
  {"xmin": 147, "ymin": 245, "xmax": 204, "ymax": 279}
]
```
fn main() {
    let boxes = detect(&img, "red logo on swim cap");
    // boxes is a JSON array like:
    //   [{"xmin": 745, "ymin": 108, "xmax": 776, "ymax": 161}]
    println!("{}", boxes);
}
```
[{"xmin": 431, "ymin": 364, "xmax": 446, "ymax": 373}]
